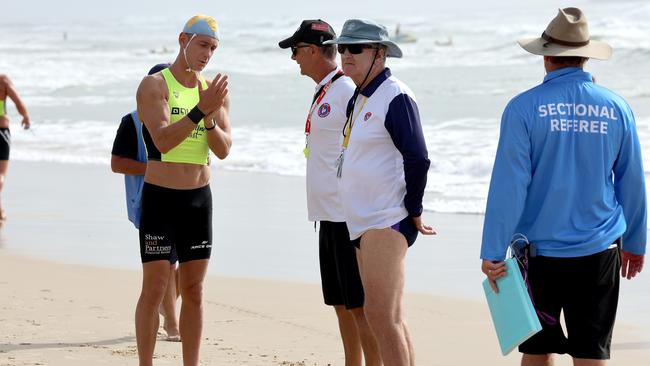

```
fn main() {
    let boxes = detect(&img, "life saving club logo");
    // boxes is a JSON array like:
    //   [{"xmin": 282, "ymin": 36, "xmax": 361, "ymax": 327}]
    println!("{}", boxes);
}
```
[
  {"xmin": 318, "ymin": 103, "xmax": 331, "ymax": 118},
  {"xmin": 364, "ymin": 112, "xmax": 372, "ymax": 121}
]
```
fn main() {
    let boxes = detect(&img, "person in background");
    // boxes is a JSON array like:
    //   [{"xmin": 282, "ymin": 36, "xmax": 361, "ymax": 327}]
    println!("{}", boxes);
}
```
[{"xmin": 0, "ymin": 74, "xmax": 30, "ymax": 220}]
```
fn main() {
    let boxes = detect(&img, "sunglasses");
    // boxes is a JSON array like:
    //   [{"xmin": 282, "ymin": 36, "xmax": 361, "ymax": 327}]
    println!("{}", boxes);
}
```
[
  {"xmin": 291, "ymin": 45, "xmax": 311, "ymax": 56},
  {"xmin": 337, "ymin": 44, "xmax": 377, "ymax": 55}
]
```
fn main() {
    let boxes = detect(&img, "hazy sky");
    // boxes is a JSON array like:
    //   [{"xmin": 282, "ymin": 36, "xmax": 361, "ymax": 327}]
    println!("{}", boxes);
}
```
[{"xmin": 3, "ymin": 0, "xmax": 602, "ymax": 22}]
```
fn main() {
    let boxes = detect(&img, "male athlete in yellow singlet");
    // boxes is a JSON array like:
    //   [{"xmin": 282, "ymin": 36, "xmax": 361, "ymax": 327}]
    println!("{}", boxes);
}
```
[{"xmin": 134, "ymin": 15, "xmax": 230, "ymax": 366}]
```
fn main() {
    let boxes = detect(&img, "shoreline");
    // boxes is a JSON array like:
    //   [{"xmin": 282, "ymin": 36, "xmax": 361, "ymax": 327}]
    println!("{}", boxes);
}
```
[{"xmin": 2, "ymin": 160, "xmax": 649, "ymax": 325}]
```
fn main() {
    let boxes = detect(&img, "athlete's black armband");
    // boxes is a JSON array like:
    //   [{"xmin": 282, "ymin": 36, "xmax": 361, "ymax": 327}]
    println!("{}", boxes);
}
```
[{"xmin": 187, "ymin": 106, "xmax": 205, "ymax": 124}]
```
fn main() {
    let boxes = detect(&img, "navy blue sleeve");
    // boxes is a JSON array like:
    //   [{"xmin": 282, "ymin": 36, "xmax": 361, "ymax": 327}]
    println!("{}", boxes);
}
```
[
  {"xmin": 384, "ymin": 93, "xmax": 430, "ymax": 217},
  {"xmin": 111, "ymin": 113, "xmax": 138, "ymax": 159}
]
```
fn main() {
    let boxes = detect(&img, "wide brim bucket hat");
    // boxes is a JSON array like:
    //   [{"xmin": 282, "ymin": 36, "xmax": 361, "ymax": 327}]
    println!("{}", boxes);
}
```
[
  {"xmin": 324, "ymin": 19, "xmax": 403, "ymax": 58},
  {"xmin": 517, "ymin": 7, "xmax": 611, "ymax": 60}
]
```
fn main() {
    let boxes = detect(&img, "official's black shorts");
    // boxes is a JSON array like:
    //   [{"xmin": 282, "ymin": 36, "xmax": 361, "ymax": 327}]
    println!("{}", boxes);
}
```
[
  {"xmin": 139, "ymin": 182, "xmax": 212, "ymax": 263},
  {"xmin": 319, "ymin": 221, "xmax": 364, "ymax": 309},
  {"xmin": 519, "ymin": 246, "xmax": 620, "ymax": 359},
  {"xmin": 0, "ymin": 128, "xmax": 10, "ymax": 160},
  {"xmin": 351, "ymin": 215, "xmax": 419, "ymax": 249}
]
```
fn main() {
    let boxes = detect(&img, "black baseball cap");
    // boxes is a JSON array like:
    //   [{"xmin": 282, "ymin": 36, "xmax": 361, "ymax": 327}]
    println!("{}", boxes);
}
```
[{"xmin": 278, "ymin": 19, "xmax": 336, "ymax": 48}]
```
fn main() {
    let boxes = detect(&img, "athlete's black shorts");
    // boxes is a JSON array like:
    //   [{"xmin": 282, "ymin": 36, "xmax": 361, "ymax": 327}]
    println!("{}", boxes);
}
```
[
  {"xmin": 139, "ymin": 182, "xmax": 212, "ymax": 263},
  {"xmin": 0, "ymin": 128, "xmax": 10, "ymax": 160},
  {"xmin": 519, "ymin": 246, "xmax": 620, "ymax": 359},
  {"xmin": 319, "ymin": 221, "xmax": 364, "ymax": 309},
  {"xmin": 351, "ymin": 215, "xmax": 419, "ymax": 249}
]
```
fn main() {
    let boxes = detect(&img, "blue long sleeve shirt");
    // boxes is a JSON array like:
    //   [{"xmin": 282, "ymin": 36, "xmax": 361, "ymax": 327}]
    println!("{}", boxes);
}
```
[{"xmin": 481, "ymin": 67, "xmax": 647, "ymax": 260}]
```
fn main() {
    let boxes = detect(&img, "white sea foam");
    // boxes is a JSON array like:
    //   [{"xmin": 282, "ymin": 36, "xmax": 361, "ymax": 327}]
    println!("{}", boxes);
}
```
[{"xmin": 13, "ymin": 115, "xmax": 649, "ymax": 214}]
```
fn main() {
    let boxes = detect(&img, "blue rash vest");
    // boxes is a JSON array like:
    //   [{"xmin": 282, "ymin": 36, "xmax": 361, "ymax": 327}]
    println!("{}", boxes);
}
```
[{"xmin": 481, "ymin": 67, "xmax": 647, "ymax": 260}]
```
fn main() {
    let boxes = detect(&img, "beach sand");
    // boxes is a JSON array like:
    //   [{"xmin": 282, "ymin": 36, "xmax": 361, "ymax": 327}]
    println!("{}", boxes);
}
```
[{"xmin": 0, "ymin": 161, "xmax": 648, "ymax": 365}]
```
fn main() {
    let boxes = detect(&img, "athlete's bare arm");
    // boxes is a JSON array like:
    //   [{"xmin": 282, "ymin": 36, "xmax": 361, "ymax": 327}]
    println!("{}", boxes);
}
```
[
  {"xmin": 136, "ymin": 73, "xmax": 228, "ymax": 154},
  {"xmin": 1, "ymin": 75, "xmax": 30, "ymax": 129},
  {"xmin": 205, "ymin": 94, "xmax": 231, "ymax": 160},
  {"xmin": 111, "ymin": 155, "xmax": 147, "ymax": 175},
  {"xmin": 136, "ymin": 75, "xmax": 195, "ymax": 154}
]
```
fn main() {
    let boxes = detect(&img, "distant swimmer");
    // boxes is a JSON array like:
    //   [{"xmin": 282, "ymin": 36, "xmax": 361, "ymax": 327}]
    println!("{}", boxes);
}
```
[
  {"xmin": 434, "ymin": 37, "xmax": 452, "ymax": 47},
  {"xmin": 391, "ymin": 23, "xmax": 417, "ymax": 44},
  {"xmin": 149, "ymin": 46, "xmax": 172, "ymax": 54},
  {"xmin": 481, "ymin": 8, "xmax": 646, "ymax": 366},
  {"xmin": 0, "ymin": 74, "xmax": 30, "ymax": 220},
  {"xmin": 134, "ymin": 14, "xmax": 230, "ymax": 366}
]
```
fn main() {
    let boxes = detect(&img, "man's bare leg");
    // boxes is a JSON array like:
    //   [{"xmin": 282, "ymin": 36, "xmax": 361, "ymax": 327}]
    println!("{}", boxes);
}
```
[
  {"xmin": 178, "ymin": 259, "xmax": 209, "ymax": 366},
  {"xmin": 334, "ymin": 305, "xmax": 362, "ymax": 366},
  {"xmin": 135, "ymin": 261, "xmax": 171, "ymax": 366},
  {"xmin": 403, "ymin": 320, "xmax": 415, "ymax": 366},
  {"xmin": 359, "ymin": 228, "xmax": 410, "ymax": 366},
  {"xmin": 160, "ymin": 264, "xmax": 180, "ymax": 341},
  {"xmin": 522, "ymin": 354, "xmax": 554, "ymax": 366},
  {"xmin": 573, "ymin": 358, "xmax": 606, "ymax": 366},
  {"xmin": 349, "ymin": 307, "xmax": 382, "ymax": 366},
  {"xmin": 0, "ymin": 160, "xmax": 8, "ymax": 219}
]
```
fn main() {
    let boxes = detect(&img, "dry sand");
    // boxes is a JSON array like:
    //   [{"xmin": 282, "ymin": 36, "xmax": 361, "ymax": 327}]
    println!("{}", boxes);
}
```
[{"xmin": 1, "ymin": 252, "xmax": 648, "ymax": 365}]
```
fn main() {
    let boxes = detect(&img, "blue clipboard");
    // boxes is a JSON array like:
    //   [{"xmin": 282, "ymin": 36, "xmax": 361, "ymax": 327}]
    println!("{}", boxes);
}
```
[{"xmin": 483, "ymin": 257, "xmax": 542, "ymax": 355}]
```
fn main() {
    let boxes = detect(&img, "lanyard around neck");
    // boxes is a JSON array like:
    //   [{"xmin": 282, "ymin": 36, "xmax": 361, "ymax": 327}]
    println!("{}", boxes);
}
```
[
  {"xmin": 341, "ymin": 95, "xmax": 369, "ymax": 149},
  {"xmin": 305, "ymin": 70, "xmax": 344, "ymax": 136}
]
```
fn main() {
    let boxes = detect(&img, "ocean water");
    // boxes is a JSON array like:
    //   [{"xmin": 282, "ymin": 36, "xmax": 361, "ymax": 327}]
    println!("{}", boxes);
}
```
[{"xmin": 1, "ymin": 0, "xmax": 650, "ymax": 214}]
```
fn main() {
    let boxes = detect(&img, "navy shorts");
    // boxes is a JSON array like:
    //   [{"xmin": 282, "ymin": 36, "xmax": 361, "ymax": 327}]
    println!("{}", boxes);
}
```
[
  {"xmin": 139, "ymin": 183, "xmax": 212, "ymax": 263},
  {"xmin": 519, "ymin": 246, "xmax": 620, "ymax": 359},
  {"xmin": 319, "ymin": 221, "xmax": 364, "ymax": 309}
]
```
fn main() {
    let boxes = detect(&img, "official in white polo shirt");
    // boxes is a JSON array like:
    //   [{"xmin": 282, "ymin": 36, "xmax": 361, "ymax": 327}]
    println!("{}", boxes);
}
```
[
  {"xmin": 325, "ymin": 19, "xmax": 435, "ymax": 366},
  {"xmin": 279, "ymin": 20, "xmax": 380, "ymax": 366}
]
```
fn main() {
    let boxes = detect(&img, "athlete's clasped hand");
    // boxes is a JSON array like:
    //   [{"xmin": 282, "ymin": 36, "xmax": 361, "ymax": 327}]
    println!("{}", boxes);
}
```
[{"xmin": 197, "ymin": 73, "xmax": 228, "ymax": 115}]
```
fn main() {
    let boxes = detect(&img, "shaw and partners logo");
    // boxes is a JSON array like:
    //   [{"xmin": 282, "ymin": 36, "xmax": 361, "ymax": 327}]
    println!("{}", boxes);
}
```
[{"xmin": 144, "ymin": 234, "xmax": 171, "ymax": 255}]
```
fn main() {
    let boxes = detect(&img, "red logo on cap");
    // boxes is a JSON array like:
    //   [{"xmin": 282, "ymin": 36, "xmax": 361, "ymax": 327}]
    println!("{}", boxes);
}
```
[{"xmin": 311, "ymin": 23, "xmax": 329, "ymax": 32}]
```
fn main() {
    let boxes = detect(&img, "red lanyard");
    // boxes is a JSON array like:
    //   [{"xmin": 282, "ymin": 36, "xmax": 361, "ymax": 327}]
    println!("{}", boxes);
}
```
[{"xmin": 305, "ymin": 70, "xmax": 344, "ymax": 136}]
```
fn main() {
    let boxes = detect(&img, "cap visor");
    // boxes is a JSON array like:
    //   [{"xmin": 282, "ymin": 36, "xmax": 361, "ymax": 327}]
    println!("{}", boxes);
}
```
[{"xmin": 278, "ymin": 36, "xmax": 297, "ymax": 49}]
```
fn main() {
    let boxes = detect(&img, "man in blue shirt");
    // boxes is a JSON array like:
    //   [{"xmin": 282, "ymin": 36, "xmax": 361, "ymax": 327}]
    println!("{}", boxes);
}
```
[{"xmin": 480, "ymin": 8, "xmax": 646, "ymax": 366}]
